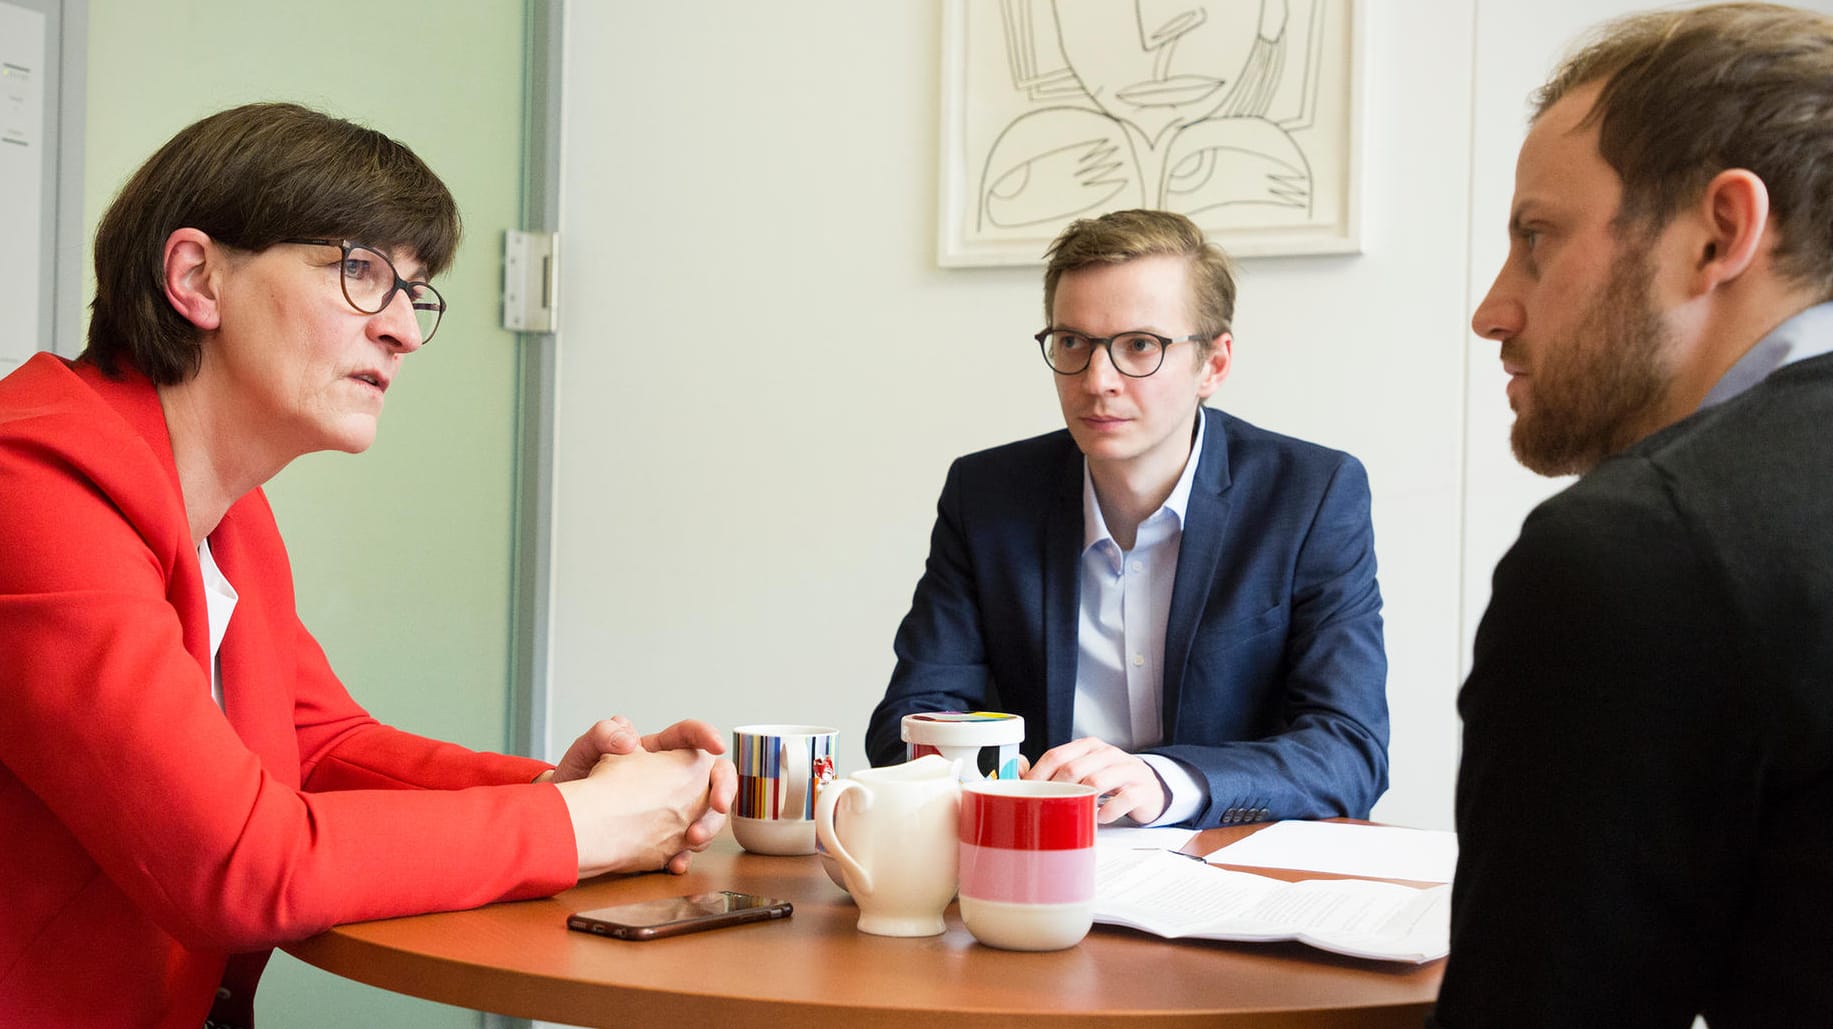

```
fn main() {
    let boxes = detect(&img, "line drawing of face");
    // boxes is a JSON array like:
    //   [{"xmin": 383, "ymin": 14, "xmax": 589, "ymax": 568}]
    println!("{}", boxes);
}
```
[
  {"xmin": 1053, "ymin": 1, "xmax": 1274, "ymax": 148},
  {"xmin": 977, "ymin": 0, "xmax": 1314, "ymax": 233}
]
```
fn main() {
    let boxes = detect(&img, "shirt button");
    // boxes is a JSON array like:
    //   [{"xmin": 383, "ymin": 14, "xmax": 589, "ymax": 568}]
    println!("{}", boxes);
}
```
[
  {"xmin": 1132, "ymin": 653, "xmax": 1145, "ymax": 666},
  {"xmin": 1129, "ymin": 560, "xmax": 1144, "ymax": 573}
]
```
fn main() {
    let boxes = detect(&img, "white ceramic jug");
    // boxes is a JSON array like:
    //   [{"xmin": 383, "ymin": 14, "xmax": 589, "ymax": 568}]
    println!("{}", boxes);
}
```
[{"xmin": 813, "ymin": 754, "xmax": 962, "ymax": 936}]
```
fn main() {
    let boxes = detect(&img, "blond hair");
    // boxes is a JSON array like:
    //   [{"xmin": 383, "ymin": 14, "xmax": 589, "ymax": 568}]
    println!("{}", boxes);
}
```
[{"xmin": 1042, "ymin": 209, "xmax": 1237, "ymax": 342}]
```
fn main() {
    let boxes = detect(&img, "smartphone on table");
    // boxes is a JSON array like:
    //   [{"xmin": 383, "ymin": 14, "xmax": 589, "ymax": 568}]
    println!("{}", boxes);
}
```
[{"xmin": 566, "ymin": 890, "xmax": 792, "ymax": 940}]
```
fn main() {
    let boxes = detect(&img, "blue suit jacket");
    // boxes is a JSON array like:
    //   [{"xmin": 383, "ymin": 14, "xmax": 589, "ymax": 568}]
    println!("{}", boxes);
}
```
[{"xmin": 866, "ymin": 407, "xmax": 1389, "ymax": 827}]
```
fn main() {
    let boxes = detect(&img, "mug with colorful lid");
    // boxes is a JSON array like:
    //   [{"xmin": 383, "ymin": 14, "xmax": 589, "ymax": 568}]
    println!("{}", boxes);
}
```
[{"xmin": 900, "ymin": 711, "xmax": 1024, "ymax": 781}]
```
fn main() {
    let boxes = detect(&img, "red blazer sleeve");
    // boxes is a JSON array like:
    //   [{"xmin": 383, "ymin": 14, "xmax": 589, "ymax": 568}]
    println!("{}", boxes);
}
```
[{"xmin": 2, "ymin": 355, "xmax": 576, "ymax": 994}]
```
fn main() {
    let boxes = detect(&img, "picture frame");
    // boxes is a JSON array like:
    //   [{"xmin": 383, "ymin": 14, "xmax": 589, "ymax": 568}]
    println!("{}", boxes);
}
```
[{"xmin": 938, "ymin": 0, "xmax": 1364, "ymax": 266}]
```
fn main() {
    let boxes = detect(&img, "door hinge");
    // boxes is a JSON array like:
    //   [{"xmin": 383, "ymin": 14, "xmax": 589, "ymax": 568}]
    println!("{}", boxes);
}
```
[{"xmin": 503, "ymin": 230, "xmax": 559, "ymax": 333}]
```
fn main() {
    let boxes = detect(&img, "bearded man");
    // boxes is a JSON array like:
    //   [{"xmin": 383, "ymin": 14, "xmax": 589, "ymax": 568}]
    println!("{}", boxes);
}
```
[{"xmin": 1436, "ymin": 5, "xmax": 1833, "ymax": 1027}]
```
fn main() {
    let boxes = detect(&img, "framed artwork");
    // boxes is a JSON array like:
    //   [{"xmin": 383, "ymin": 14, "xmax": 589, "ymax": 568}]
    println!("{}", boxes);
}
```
[{"xmin": 939, "ymin": 0, "xmax": 1364, "ymax": 266}]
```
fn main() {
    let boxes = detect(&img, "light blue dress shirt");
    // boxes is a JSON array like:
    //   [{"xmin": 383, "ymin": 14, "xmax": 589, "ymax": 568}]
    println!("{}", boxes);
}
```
[{"xmin": 1073, "ymin": 409, "xmax": 1209, "ymax": 826}]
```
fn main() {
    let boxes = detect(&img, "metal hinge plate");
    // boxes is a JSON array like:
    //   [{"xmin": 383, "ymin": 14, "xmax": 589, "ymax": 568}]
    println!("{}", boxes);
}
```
[{"xmin": 503, "ymin": 230, "xmax": 558, "ymax": 333}]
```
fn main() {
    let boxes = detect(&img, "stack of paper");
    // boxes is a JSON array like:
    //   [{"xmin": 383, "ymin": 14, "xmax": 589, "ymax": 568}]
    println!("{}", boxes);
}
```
[
  {"xmin": 1093, "ymin": 848, "xmax": 1450, "ymax": 963},
  {"xmin": 1204, "ymin": 821, "xmax": 1458, "ymax": 883}
]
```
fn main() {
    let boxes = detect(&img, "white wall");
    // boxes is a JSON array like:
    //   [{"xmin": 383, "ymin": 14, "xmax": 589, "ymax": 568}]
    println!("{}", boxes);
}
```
[
  {"xmin": 550, "ymin": 0, "xmax": 1047, "ymax": 788},
  {"xmin": 1216, "ymin": 2, "xmax": 1476, "ymax": 829},
  {"xmin": 544, "ymin": 0, "xmax": 1766, "ymax": 834},
  {"xmin": 1460, "ymin": 6, "xmax": 1590, "ymax": 678}
]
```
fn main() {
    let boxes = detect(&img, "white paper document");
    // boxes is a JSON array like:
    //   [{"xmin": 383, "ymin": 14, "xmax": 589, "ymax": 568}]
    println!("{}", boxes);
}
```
[
  {"xmin": 1205, "ymin": 821, "xmax": 1459, "ymax": 884},
  {"xmin": 1093, "ymin": 848, "xmax": 1450, "ymax": 963},
  {"xmin": 1093, "ymin": 825, "xmax": 1198, "ymax": 854}
]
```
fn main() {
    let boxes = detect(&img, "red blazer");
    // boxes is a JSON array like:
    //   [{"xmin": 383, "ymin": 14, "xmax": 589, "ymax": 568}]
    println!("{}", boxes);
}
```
[{"xmin": 0, "ymin": 354, "xmax": 577, "ymax": 1028}]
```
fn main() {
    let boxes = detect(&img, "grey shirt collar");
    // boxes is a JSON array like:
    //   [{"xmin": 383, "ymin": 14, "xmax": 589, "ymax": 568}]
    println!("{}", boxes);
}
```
[{"xmin": 1699, "ymin": 300, "xmax": 1833, "ymax": 409}]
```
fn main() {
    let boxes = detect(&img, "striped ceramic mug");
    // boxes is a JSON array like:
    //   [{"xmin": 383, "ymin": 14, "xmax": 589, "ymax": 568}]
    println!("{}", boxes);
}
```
[
  {"xmin": 957, "ymin": 779, "xmax": 1098, "ymax": 950},
  {"xmin": 731, "ymin": 724, "xmax": 837, "ymax": 855}
]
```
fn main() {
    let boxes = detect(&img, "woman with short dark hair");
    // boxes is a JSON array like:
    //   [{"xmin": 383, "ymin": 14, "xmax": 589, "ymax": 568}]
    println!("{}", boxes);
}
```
[{"xmin": 0, "ymin": 103, "xmax": 734, "ymax": 1029}]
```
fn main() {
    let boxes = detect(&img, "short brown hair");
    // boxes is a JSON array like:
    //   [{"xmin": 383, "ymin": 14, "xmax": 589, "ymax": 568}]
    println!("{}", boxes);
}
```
[
  {"xmin": 1536, "ymin": 2, "xmax": 1833, "ymax": 298},
  {"xmin": 1042, "ymin": 209, "xmax": 1237, "ymax": 342},
  {"xmin": 86, "ymin": 103, "xmax": 461, "ymax": 384}
]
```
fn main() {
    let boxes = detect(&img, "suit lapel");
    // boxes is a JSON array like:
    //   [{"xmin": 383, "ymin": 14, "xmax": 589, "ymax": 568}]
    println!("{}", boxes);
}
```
[
  {"xmin": 1162, "ymin": 409, "xmax": 1233, "ymax": 741},
  {"xmin": 206, "ymin": 492, "xmax": 305, "ymax": 786},
  {"xmin": 1042, "ymin": 438, "xmax": 1084, "ymax": 749}
]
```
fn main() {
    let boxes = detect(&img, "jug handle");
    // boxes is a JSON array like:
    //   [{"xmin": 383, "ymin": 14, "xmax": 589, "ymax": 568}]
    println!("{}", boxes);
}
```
[
  {"xmin": 780, "ymin": 737, "xmax": 811, "ymax": 820},
  {"xmin": 814, "ymin": 779, "xmax": 873, "ymax": 896}
]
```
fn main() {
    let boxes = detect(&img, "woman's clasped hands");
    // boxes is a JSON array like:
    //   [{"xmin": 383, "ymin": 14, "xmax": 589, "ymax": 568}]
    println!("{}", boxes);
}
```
[{"xmin": 546, "ymin": 717, "xmax": 737, "ymax": 878}]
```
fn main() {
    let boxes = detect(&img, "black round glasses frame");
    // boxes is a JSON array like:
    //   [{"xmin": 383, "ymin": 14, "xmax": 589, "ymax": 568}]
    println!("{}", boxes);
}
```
[
  {"xmin": 281, "ymin": 238, "xmax": 446, "ymax": 345},
  {"xmin": 1034, "ymin": 329, "xmax": 1208, "ymax": 378}
]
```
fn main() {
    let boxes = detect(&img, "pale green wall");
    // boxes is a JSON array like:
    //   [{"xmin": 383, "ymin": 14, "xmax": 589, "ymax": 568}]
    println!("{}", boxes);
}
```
[{"xmin": 84, "ymin": 2, "xmax": 531, "ymax": 1026}]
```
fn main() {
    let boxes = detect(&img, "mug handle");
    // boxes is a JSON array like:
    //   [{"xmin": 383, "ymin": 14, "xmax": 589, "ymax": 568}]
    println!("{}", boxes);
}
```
[
  {"xmin": 780, "ymin": 737, "xmax": 811, "ymax": 820},
  {"xmin": 814, "ymin": 779, "xmax": 874, "ymax": 896}
]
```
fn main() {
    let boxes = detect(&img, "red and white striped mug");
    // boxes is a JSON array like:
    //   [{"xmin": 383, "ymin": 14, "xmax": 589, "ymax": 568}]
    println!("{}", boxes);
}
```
[{"xmin": 957, "ymin": 779, "xmax": 1098, "ymax": 950}]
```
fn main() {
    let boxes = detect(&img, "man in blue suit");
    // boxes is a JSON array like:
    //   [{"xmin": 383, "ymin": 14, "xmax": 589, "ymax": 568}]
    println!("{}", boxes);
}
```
[{"xmin": 866, "ymin": 209, "xmax": 1388, "ymax": 829}]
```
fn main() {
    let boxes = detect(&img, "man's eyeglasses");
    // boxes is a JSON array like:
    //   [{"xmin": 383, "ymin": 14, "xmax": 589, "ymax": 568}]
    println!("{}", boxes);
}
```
[
  {"xmin": 282, "ymin": 238, "xmax": 445, "ymax": 344},
  {"xmin": 1035, "ymin": 329, "xmax": 1207, "ymax": 378}
]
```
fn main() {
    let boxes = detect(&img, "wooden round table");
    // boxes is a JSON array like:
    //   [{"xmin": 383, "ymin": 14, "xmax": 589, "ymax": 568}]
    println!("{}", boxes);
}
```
[{"xmin": 284, "ymin": 825, "xmax": 1442, "ymax": 1028}]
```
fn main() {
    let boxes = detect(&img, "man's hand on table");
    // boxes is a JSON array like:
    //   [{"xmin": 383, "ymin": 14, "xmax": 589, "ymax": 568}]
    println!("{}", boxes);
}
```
[{"xmin": 1023, "ymin": 736, "xmax": 1169, "ymax": 825}]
